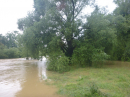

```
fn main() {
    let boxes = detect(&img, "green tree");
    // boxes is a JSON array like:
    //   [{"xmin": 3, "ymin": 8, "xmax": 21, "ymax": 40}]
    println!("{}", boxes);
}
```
[
  {"xmin": 113, "ymin": 0, "xmax": 130, "ymax": 61},
  {"xmin": 0, "ymin": 34, "xmax": 8, "ymax": 46},
  {"xmin": 17, "ymin": 0, "xmax": 95, "ymax": 59},
  {"xmin": 5, "ymin": 31, "xmax": 19, "ymax": 48},
  {"xmin": 114, "ymin": 0, "xmax": 130, "ymax": 17},
  {"xmin": 0, "ymin": 32, "xmax": 21, "ymax": 59},
  {"xmin": 72, "ymin": 7, "xmax": 115, "ymax": 67},
  {"xmin": 0, "ymin": 43, "xmax": 7, "ymax": 58},
  {"xmin": 17, "ymin": 0, "xmax": 99, "ymax": 72}
]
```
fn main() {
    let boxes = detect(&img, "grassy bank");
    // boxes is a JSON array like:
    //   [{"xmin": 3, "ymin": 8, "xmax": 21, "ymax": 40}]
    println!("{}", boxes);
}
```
[{"xmin": 46, "ymin": 61, "xmax": 130, "ymax": 97}]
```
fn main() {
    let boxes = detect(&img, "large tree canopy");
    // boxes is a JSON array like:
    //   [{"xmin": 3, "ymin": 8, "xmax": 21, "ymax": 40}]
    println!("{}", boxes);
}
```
[
  {"xmin": 17, "ymin": 0, "xmax": 130, "ymax": 72},
  {"xmin": 18, "ymin": 0, "xmax": 95, "ymax": 58}
]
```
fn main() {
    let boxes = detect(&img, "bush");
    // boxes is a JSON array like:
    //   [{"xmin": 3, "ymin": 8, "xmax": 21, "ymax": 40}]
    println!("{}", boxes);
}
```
[
  {"xmin": 92, "ymin": 49, "xmax": 110, "ymax": 67},
  {"xmin": 72, "ymin": 45, "xmax": 94, "ymax": 67},
  {"xmin": 46, "ymin": 55, "xmax": 70, "ymax": 73},
  {"xmin": 72, "ymin": 45, "xmax": 109, "ymax": 67}
]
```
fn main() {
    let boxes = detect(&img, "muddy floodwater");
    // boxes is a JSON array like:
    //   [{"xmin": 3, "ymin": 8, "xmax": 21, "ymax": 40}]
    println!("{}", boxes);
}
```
[{"xmin": 0, "ymin": 58, "xmax": 63, "ymax": 97}]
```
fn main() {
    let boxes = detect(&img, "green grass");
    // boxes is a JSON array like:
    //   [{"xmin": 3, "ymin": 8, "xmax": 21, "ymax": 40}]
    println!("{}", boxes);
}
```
[{"xmin": 46, "ymin": 61, "xmax": 130, "ymax": 97}]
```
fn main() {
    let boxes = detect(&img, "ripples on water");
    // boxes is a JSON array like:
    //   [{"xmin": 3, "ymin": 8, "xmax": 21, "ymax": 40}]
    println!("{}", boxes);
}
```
[{"xmin": 0, "ymin": 58, "xmax": 62, "ymax": 97}]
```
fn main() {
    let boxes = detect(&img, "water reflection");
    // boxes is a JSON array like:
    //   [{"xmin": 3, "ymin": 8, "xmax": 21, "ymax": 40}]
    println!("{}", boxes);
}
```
[
  {"xmin": 38, "ymin": 60, "xmax": 47, "ymax": 80},
  {"xmin": 0, "ymin": 58, "xmax": 62, "ymax": 97}
]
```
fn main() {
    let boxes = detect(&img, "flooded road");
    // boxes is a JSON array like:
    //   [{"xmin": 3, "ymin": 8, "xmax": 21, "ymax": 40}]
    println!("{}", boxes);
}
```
[{"xmin": 0, "ymin": 58, "xmax": 62, "ymax": 97}]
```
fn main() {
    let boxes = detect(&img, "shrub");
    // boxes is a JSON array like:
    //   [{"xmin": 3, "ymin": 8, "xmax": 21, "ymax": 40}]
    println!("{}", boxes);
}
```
[
  {"xmin": 46, "ymin": 55, "xmax": 70, "ymax": 73},
  {"xmin": 72, "ymin": 45, "xmax": 109, "ymax": 67},
  {"xmin": 72, "ymin": 45, "xmax": 94, "ymax": 67},
  {"xmin": 92, "ymin": 49, "xmax": 110, "ymax": 67}
]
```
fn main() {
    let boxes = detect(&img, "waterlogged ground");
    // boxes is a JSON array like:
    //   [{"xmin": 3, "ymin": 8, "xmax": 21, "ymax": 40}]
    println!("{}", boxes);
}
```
[{"xmin": 0, "ymin": 58, "xmax": 63, "ymax": 97}]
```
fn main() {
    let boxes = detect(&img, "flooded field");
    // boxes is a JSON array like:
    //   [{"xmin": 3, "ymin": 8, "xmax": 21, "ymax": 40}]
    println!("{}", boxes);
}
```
[{"xmin": 0, "ymin": 58, "xmax": 63, "ymax": 97}]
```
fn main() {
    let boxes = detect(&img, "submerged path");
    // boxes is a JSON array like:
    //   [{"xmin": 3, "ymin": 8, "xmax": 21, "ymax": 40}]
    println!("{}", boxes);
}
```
[{"xmin": 0, "ymin": 58, "xmax": 63, "ymax": 97}]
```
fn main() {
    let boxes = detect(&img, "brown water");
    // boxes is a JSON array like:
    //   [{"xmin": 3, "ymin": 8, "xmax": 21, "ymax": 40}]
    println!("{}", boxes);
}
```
[{"xmin": 0, "ymin": 58, "xmax": 63, "ymax": 97}]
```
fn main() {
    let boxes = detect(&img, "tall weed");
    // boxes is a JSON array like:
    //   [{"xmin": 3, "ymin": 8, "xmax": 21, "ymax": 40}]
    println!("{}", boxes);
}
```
[{"xmin": 85, "ymin": 83, "xmax": 109, "ymax": 97}]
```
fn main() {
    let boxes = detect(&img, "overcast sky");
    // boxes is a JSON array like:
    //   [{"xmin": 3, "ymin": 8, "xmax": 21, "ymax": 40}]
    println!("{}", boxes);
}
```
[{"xmin": 0, "ymin": 0, "xmax": 117, "ymax": 35}]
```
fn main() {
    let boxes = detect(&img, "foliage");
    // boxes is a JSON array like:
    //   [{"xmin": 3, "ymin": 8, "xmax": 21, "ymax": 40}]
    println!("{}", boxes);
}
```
[
  {"xmin": 0, "ymin": 46, "xmax": 21, "ymax": 59},
  {"xmin": 0, "ymin": 31, "xmax": 19, "ymax": 48},
  {"xmin": 113, "ymin": 0, "xmax": 130, "ymax": 61},
  {"xmin": 114, "ymin": 0, "xmax": 130, "ymax": 16},
  {"xmin": 92, "ymin": 49, "xmax": 110, "ymax": 67},
  {"xmin": 17, "ymin": 0, "xmax": 96, "ymax": 62},
  {"xmin": 0, "ymin": 43, "xmax": 7, "ymax": 58},
  {"xmin": 121, "ymin": 40, "xmax": 130, "ymax": 61},
  {"xmin": 72, "ymin": 46, "xmax": 110, "ymax": 68},
  {"xmin": 83, "ymin": 7, "xmax": 117, "ymax": 55},
  {"xmin": 72, "ymin": 44, "xmax": 94, "ymax": 67},
  {"xmin": 4, "ymin": 48, "xmax": 20, "ymax": 58},
  {"xmin": 71, "ymin": 8, "xmax": 114, "ymax": 67},
  {"xmin": 46, "ymin": 53, "xmax": 70, "ymax": 73},
  {"xmin": 16, "ymin": 0, "xmax": 130, "ymax": 71},
  {"xmin": 0, "ymin": 32, "xmax": 22, "ymax": 59}
]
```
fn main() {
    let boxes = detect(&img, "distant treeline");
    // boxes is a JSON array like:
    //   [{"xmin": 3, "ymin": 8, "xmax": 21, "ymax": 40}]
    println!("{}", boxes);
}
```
[{"xmin": 0, "ymin": 31, "xmax": 22, "ymax": 59}]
